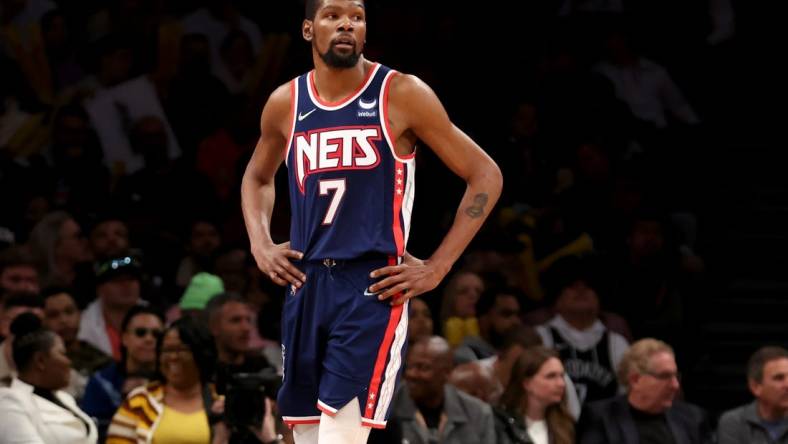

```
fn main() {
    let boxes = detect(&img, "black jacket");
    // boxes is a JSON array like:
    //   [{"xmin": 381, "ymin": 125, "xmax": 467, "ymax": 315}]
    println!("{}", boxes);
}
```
[
  {"xmin": 577, "ymin": 396, "xmax": 713, "ymax": 444},
  {"xmin": 493, "ymin": 407, "xmax": 536, "ymax": 444}
]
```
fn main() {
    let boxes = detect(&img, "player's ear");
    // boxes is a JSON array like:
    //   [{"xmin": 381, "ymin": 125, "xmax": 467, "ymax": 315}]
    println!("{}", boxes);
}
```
[{"xmin": 303, "ymin": 19, "xmax": 314, "ymax": 42}]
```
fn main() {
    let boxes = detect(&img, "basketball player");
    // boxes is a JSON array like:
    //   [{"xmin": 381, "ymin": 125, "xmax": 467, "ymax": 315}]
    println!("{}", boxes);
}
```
[{"xmin": 241, "ymin": 0, "xmax": 502, "ymax": 442}]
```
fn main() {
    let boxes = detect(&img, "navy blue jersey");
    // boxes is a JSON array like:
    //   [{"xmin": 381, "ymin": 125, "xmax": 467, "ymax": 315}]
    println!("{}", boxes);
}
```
[{"xmin": 285, "ymin": 63, "xmax": 415, "ymax": 260}]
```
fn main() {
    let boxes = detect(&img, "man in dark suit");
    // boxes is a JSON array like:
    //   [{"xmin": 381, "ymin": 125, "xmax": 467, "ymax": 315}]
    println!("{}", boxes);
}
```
[{"xmin": 577, "ymin": 338, "xmax": 713, "ymax": 444}]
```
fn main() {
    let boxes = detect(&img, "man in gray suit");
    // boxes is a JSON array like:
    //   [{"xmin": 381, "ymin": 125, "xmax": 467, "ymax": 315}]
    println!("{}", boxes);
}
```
[
  {"xmin": 387, "ymin": 336, "xmax": 495, "ymax": 444},
  {"xmin": 718, "ymin": 346, "xmax": 788, "ymax": 444}
]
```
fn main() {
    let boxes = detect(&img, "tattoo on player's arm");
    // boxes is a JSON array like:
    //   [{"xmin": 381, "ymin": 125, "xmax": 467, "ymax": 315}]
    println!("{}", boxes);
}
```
[{"xmin": 464, "ymin": 193, "xmax": 489, "ymax": 218}]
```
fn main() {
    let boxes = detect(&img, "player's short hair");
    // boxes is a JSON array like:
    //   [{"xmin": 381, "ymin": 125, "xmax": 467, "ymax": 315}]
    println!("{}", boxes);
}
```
[
  {"xmin": 305, "ymin": 0, "xmax": 323, "ymax": 20},
  {"xmin": 305, "ymin": 0, "xmax": 365, "ymax": 20}
]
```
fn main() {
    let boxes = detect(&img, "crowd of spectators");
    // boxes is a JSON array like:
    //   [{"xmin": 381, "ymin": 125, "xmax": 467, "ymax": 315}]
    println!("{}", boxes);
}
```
[{"xmin": 2, "ymin": 0, "xmax": 781, "ymax": 443}]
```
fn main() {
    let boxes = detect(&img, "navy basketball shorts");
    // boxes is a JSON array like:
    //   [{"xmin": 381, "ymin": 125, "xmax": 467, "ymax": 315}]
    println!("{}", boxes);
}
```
[{"xmin": 277, "ymin": 256, "xmax": 409, "ymax": 429}]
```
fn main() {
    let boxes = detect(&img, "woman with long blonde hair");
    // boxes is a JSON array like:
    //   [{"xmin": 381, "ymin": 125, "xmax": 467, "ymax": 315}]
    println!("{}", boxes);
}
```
[{"xmin": 495, "ymin": 346, "xmax": 575, "ymax": 444}]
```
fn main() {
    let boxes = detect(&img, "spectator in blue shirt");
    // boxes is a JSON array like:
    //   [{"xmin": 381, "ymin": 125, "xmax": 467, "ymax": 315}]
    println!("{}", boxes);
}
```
[{"xmin": 81, "ymin": 306, "xmax": 163, "ymax": 440}]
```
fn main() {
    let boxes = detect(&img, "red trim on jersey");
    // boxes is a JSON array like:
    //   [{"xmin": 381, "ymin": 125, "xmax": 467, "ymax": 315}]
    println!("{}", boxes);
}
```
[
  {"xmin": 392, "ymin": 162, "xmax": 406, "ymax": 256},
  {"xmin": 382, "ymin": 72, "xmax": 416, "ymax": 160},
  {"xmin": 361, "ymin": 419, "xmax": 388, "ymax": 429},
  {"xmin": 363, "ymin": 259, "xmax": 404, "ymax": 420},
  {"xmin": 309, "ymin": 63, "xmax": 379, "ymax": 107},
  {"xmin": 282, "ymin": 418, "xmax": 321, "ymax": 428},
  {"xmin": 316, "ymin": 401, "xmax": 337, "ymax": 417}
]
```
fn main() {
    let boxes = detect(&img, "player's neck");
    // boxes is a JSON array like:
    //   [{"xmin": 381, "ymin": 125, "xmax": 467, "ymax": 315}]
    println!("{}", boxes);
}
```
[{"xmin": 312, "ymin": 57, "xmax": 371, "ymax": 103}]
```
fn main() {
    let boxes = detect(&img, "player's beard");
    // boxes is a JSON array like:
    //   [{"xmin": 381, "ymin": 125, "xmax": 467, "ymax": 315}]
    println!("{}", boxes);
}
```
[{"xmin": 319, "ymin": 42, "xmax": 361, "ymax": 68}]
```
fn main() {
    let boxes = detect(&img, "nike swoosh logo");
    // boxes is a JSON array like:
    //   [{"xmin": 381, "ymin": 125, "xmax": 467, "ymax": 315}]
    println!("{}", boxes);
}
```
[
  {"xmin": 358, "ymin": 99, "xmax": 377, "ymax": 110},
  {"xmin": 298, "ymin": 108, "xmax": 316, "ymax": 121},
  {"xmin": 363, "ymin": 288, "xmax": 376, "ymax": 297}
]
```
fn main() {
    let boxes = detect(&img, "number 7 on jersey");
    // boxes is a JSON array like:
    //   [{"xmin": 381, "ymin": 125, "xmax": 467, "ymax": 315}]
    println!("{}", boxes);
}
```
[{"xmin": 319, "ymin": 179, "xmax": 346, "ymax": 225}]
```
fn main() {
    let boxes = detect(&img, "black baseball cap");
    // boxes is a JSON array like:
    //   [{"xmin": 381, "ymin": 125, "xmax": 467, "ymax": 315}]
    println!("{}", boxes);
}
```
[{"xmin": 95, "ymin": 256, "xmax": 142, "ymax": 284}]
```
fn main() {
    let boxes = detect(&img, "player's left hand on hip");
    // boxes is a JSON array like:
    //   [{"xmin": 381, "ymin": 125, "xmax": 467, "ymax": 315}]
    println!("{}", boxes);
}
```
[{"xmin": 368, "ymin": 253, "xmax": 443, "ymax": 305}]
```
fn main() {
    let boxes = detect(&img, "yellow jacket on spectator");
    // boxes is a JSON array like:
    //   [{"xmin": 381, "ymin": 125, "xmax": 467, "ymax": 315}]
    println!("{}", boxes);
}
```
[
  {"xmin": 443, "ymin": 317, "xmax": 480, "ymax": 348},
  {"xmin": 106, "ymin": 381, "xmax": 219, "ymax": 444}
]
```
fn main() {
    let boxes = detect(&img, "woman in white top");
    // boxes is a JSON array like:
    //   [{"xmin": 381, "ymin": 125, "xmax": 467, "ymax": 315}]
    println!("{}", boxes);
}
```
[
  {"xmin": 0, "ymin": 313, "xmax": 97, "ymax": 444},
  {"xmin": 494, "ymin": 346, "xmax": 574, "ymax": 444}
]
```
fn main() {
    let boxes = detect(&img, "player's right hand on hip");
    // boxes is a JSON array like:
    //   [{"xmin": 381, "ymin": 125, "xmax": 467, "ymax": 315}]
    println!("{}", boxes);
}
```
[{"xmin": 252, "ymin": 241, "xmax": 306, "ymax": 287}]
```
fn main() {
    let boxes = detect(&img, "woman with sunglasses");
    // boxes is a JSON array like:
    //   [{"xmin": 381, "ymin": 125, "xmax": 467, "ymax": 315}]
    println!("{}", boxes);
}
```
[
  {"xmin": 106, "ymin": 316, "xmax": 220, "ymax": 443},
  {"xmin": 81, "ymin": 306, "xmax": 163, "ymax": 440},
  {"xmin": 107, "ymin": 316, "xmax": 282, "ymax": 444}
]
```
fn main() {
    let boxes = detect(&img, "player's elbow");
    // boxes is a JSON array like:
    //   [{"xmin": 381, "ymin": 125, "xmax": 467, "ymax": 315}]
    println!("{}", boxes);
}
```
[
  {"xmin": 242, "ymin": 152, "xmax": 270, "ymax": 185},
  {"xmin": 490, "ymin": 161, "xmax": 503, "ymax": 194},
  {"xmin": 471, "ymin": 157, "xmax": 503, "ymax": 200},
  {"xmin": 241, "ymin": 162, "xmax": 258, "ymax": 190},
  {"xmin": 486, "ymin": 158, "xmax": 503, "ymax": 194},
  {"xmin": 241, "ymin": 161, "xmax": 269, "ymax": 200}
]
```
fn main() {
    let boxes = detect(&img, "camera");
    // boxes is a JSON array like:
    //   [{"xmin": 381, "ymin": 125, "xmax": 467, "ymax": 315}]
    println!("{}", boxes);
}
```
[{"xmin": 224, "ymin": 367, "xmax": 282, "ymax": 430}]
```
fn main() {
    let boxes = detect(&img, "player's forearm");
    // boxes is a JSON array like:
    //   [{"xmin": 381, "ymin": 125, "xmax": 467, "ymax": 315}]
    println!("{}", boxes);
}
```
[
  {"xmin": 241, "ymin": 171, "xmax": 276, "ymax": 248},
  {"xmin": 428, "ymin": 161, "xmax": 502, "ymax": 274}
]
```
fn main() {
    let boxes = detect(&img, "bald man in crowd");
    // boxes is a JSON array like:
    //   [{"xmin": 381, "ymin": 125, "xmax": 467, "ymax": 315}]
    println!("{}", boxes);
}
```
[{"xmin": 386, "ymin": 336, "xmax": 495, "ymax": 444}]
